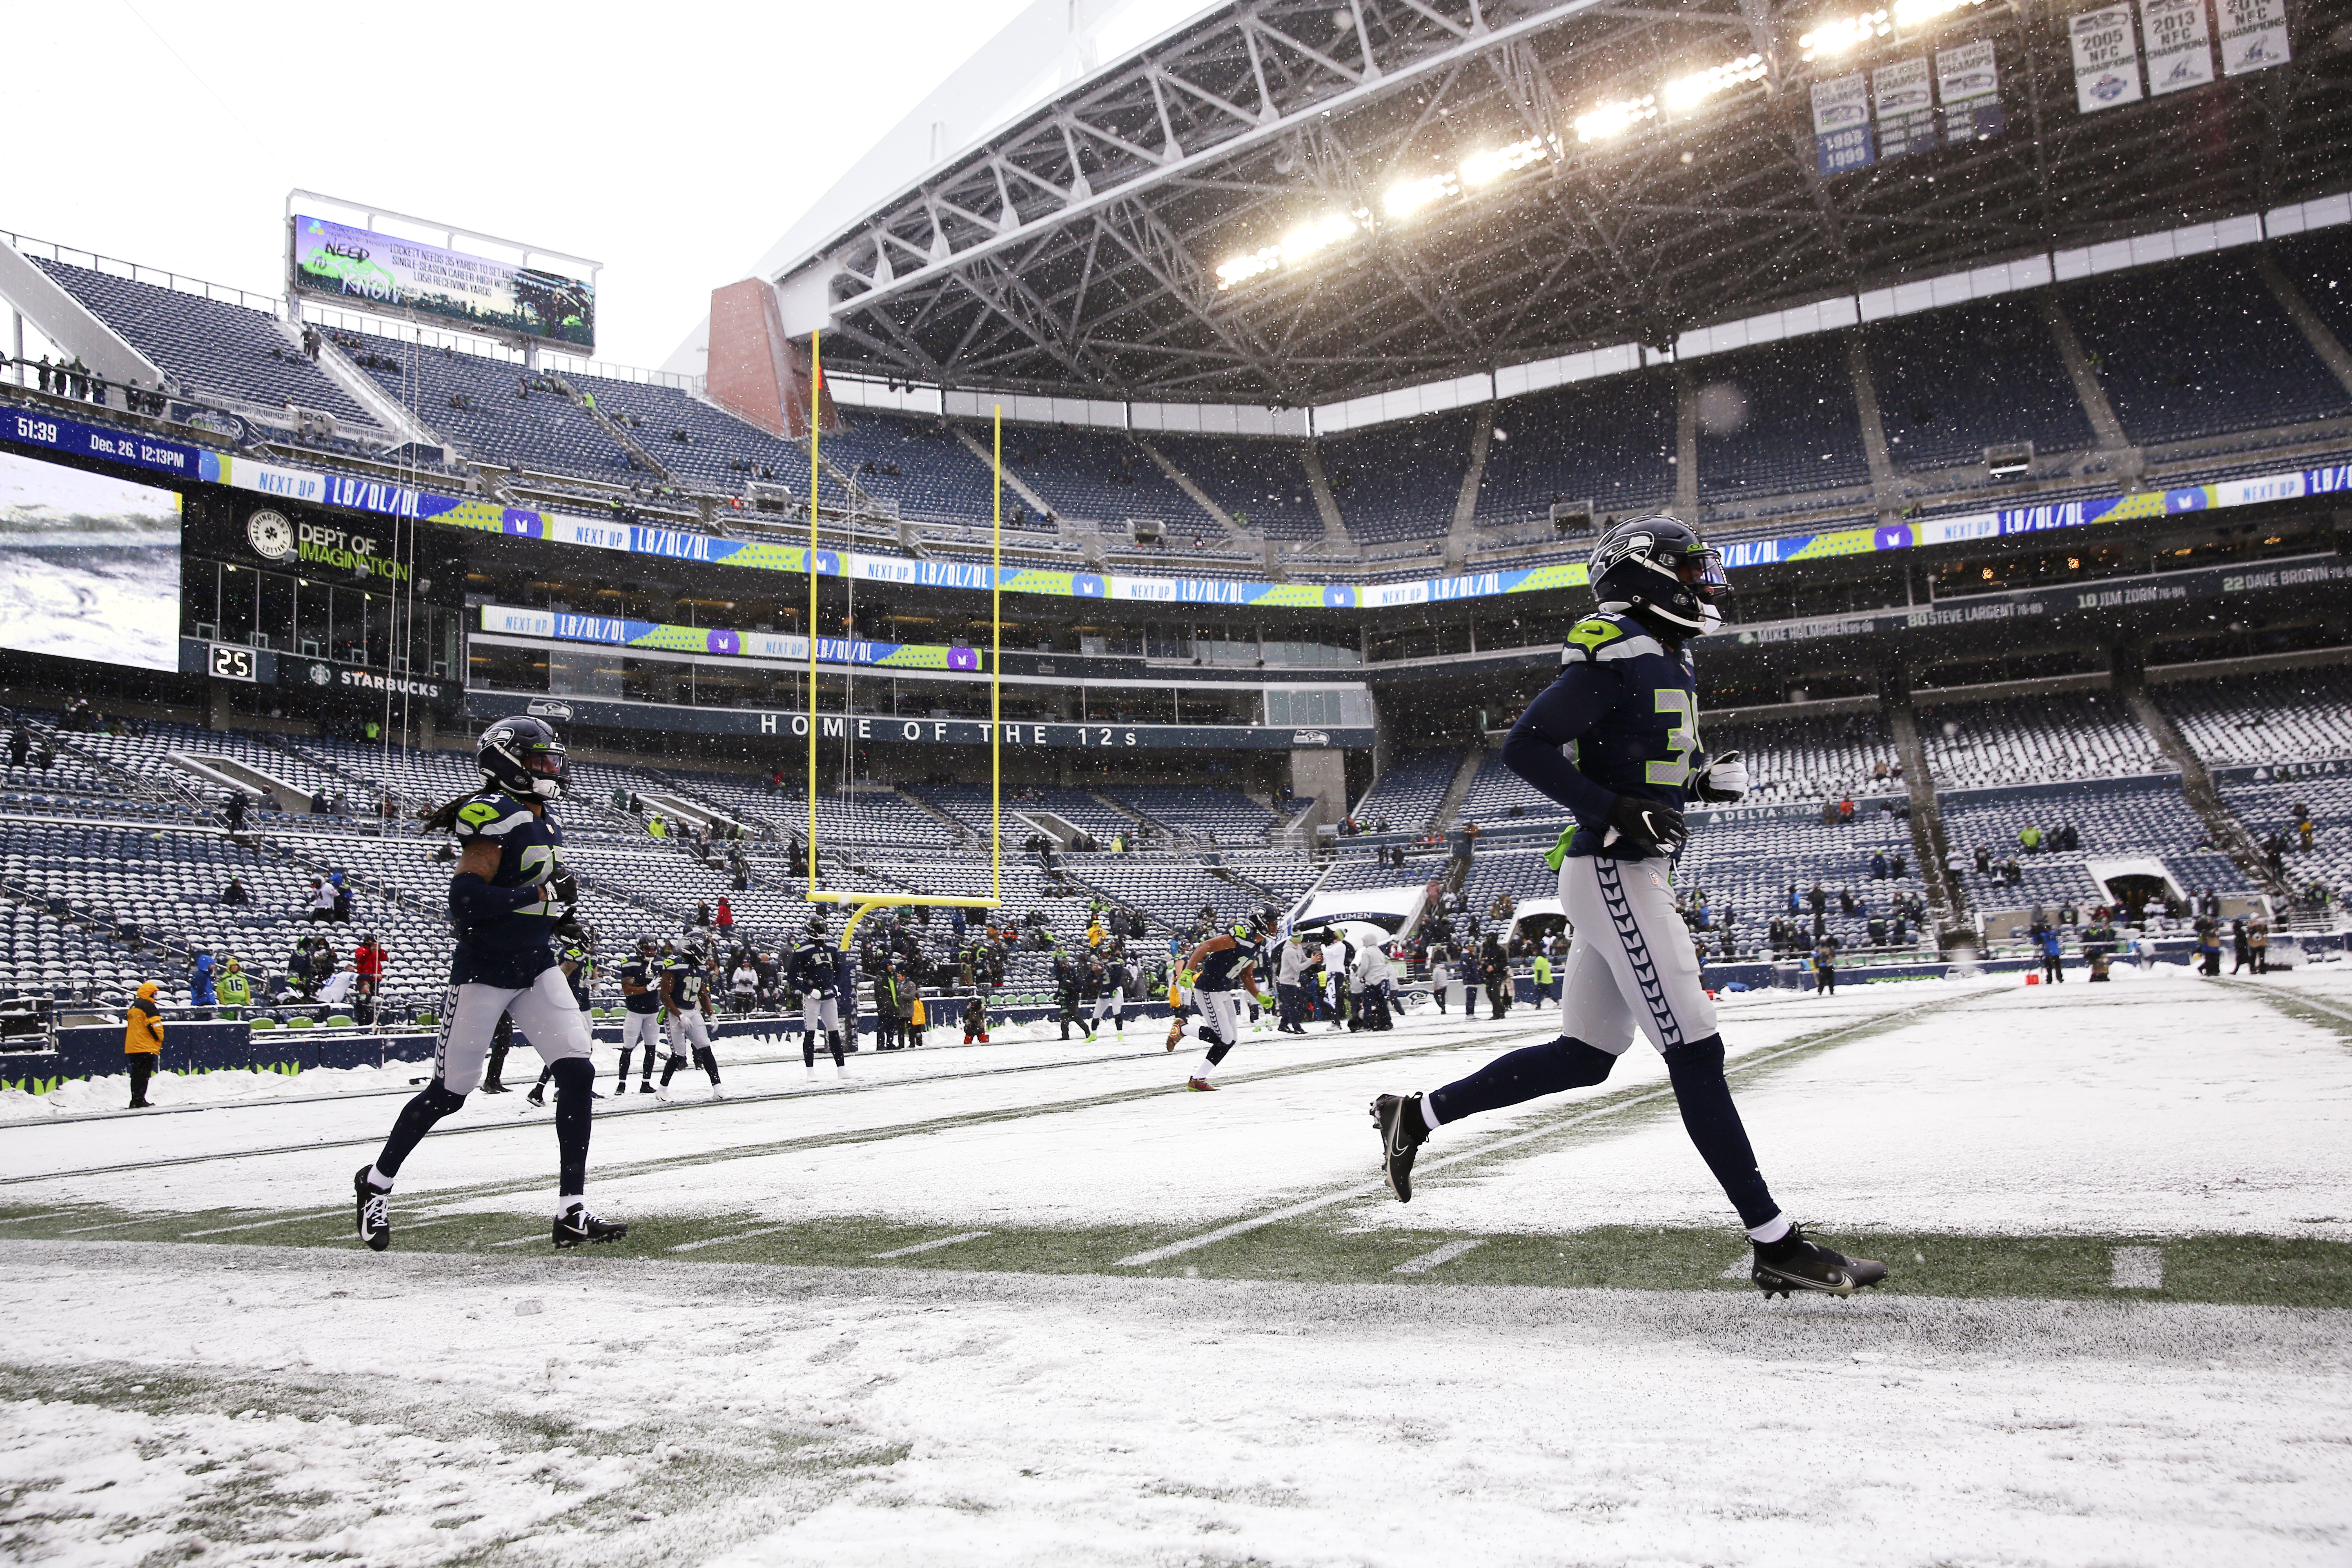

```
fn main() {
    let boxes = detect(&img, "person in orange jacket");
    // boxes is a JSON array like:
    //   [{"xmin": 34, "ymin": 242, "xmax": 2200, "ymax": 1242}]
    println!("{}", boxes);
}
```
[{"xmin": 124, "ymin": 980, "xmax": 165, "ymax": 1108}]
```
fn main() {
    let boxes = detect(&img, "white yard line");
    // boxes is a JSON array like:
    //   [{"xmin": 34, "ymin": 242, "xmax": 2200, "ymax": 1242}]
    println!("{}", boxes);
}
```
[
  {"xmin": 1392, "ymin": 1238, "xmax": 1486, "ymax": 1274},
  {"xmin": 0, "ymin": 1207, "xmax": 99, "ymax": 1225},
  {"xmin": 2111, "ymin": 1246, "xmax": 2164, "ymax": 1290},
  {"xmin": 182, "ymin": 1210, "xmax": 343, "ymax": 1238},
  {"xmin": 670, "ymin": 1225, "xmax": 796, "ymax": 1253},
  {"xmin": 57, "ymin": 1216, "xmax": 174, "ymax": 1234},
  {"xmin": 870, "ymin": 1230, "xmax": 992, "ymax": 1259}
]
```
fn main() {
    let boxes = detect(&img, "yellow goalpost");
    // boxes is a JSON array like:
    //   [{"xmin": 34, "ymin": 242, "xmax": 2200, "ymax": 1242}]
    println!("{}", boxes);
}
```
[{"xmin": 802, "ymin": 329, "xmax": 1003, "ymax": 948}]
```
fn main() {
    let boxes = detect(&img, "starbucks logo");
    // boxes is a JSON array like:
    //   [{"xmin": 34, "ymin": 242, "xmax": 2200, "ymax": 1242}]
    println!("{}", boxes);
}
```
[
  {"xmin": 247, "ymin": 509, "xmax": 295, "ymax": 561},
  {"xmin": 307, "ymin": 662, "xmax": 332, "ymax": 687}
]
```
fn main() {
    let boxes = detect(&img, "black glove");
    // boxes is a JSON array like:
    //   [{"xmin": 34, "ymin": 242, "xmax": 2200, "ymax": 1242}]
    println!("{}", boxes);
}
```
[
  {"xmin": 545, "ymin": 869, "xmax": 579, "ymax": 914},
  {"xmin": 1607, "ymin": 794, "xmax": 1688, "ymax": 855}
]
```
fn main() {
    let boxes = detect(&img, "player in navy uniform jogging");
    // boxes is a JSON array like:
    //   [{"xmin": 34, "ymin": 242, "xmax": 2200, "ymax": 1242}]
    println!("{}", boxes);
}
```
[
  {"xmin": 656, "ymin": 937, "xmax": 726, "ymax": 1100},
  {"xmin": 1164, "ymin": 910, "xmax": 1275, "ymax": 1090},
  {"xmin": 354, "ymin": 717, "xmax": 624, "ymax": 1252},
  {"xmin": 1368, "ymin": 517, "xmax": 1886, "ymax": 1299},
  {"xmin": 791, "ymin": 915, "xmax": 850, "ymax": 1080},
  {"xmin": 613, "ymin": 938, "xmax": 666, "ymax": 1094}
]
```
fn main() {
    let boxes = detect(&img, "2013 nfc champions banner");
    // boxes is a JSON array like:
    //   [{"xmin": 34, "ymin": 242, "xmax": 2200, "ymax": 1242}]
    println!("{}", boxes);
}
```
[{"xmin": 289, "ymin": 214, "xmax": 595, "ymax": 351}]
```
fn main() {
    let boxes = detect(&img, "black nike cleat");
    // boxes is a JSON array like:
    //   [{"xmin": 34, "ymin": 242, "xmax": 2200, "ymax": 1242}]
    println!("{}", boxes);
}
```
[
  {"xmin": 1370, "ymin": 1093, "xmax": 1429, "ymax": 1204},
  {"xmin": 553, "ymin": 1208, "xmax": 628, "ymax": 1249},
  {"xmin": 354, "ymin": 1167, "xmax": 390, "ymax": 1252},
  {"xmin": 524, "ymin": 1084, "xmax": 546, "ymax": 1108},
  {"xmin": 1751, "ymin": 1224, "xmax": 1887, "ymax": 1299}
]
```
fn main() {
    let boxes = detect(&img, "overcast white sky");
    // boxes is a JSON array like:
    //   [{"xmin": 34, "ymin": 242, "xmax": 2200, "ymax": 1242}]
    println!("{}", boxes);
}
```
[{"xmin": 5, "ymin": 0, "xmax": 1109, "ymax": 370}]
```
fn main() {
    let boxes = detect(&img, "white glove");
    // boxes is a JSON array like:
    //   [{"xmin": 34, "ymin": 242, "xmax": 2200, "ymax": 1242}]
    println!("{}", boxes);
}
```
[{"xmin": 1693, "ymin": 750, "xmax": 1748, "ymax": 803}]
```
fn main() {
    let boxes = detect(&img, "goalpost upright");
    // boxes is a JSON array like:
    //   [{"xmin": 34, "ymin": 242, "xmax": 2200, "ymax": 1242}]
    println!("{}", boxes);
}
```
[{"xmin": 801, "ymin": 328, "xmax": 1002, "ymax": 948}]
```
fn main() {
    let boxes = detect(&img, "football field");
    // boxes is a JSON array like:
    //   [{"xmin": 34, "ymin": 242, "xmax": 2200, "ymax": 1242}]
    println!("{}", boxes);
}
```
[{"xmin": 3, "ymin": 964, "xmax": 2348, "ymax": 1564}]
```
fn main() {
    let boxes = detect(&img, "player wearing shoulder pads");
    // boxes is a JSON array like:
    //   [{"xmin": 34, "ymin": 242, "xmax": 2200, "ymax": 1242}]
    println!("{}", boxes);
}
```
[
  {"xmin": 791, "ymin": 916, "xmax": 849, "ymax": 1078},
  {"xmin": 614, "ymin": 938, "xmax": 665, "ymax": 1094},
  {"xmin": 657, "ymin": 938, "xmax": 724, "ymax": 1101},
  {"xmin": 355, "ymin": 717, "xmax": 622, "ymax": 1252},
  {"xmin": 1166, "ymin": 909, "xmax": 1275, "ymax": 1089},
  {"xmin": 1366, "ymin": 517, "xmax": 1884, "ymax": 1300}
]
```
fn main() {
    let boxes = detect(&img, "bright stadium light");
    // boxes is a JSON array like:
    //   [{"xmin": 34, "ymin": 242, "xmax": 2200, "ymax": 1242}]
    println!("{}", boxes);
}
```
[
  {"xmin": 1459, "ymin": 133, "xmax": 1559, "ymax": 186},
  {"xmin": 1214, "ymin": 210, "xmax": 1363, "ymax": 289},
  {"xmin": 1573, "ymin": 96, "xmax": 1657, "ymax": 143},
  {"xmin": 1798, "ymin": 9, "xmax": 1891, "ymax": 58},
  {"xmin": 1891, "ymin": 0, "xmax": 1988, "ymax": 27},
  {"xmin": 1661, "ymin": 53, "xmax": 1768, "ymax": 113},
  {"xmin": 1384, "ymin": 172, "xmax": 1460, "ymax": 218}
]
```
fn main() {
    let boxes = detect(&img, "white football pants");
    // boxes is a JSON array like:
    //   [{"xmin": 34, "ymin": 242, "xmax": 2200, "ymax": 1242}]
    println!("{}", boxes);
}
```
[
  {"xmin": 1556, "ymin": 852, "xmax": 1719, "ymax": 1055},
  {"xmin": 434, "ymin": 969, "xmax": 592, "ymax": 1094}
]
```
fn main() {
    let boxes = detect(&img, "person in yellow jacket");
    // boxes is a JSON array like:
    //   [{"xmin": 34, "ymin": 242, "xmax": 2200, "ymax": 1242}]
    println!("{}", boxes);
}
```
[
  {"xmin": 216, "ymin": 958, "xmax": 252, "ymax": 1015},
  {"xmin": 124, "ymin": 980, "xmax": 165, "ymax": 1109}
]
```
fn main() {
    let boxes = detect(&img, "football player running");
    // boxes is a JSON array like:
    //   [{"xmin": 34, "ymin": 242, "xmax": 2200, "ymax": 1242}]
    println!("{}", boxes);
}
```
[
  {"xmin": 656, "ymin": 937, "xmax": 726, "ymax": 1101},
  {"xmin": 1368, "ymin": 517, "xmax": 1885, "ymax": 1299},
  {"xmin": 354, "ymin": 717, "xmax": 624, "ymax": 1252},
  {"xmin": 1165, "ymin": 910, "xmax": 1275, "ymax": 1091}
]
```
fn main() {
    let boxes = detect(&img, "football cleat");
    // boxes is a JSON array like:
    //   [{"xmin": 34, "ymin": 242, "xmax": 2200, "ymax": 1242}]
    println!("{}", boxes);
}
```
[
  {"xmin": 1751, "ymin": 1224, "xmax": 1888, "ymax": 1299},
  {"xmin": 1165, "ymin": 1019, "xmax": 1185, "ymax": 1052},
  {"xmin": 710, "ymin": 1082, "xmax": 730, "ymax": 1101},
  {"xmin": 637, "ymin": 1081, "xmax": 655, "ymax": 1095},
  {"xmin": 553, "ymin": 1207, "xmax": 627, "ymax": 1248},
  {"xmin": 1370, "ymin": 1093, "xmax": 1429, "ymax": 1204},
  {"xmin": 1186, "ymin": 1076, "xmax": 1217, "ymax": 1092},
  {"xmin": 524, "ymin": 1084, "xmax": 546, "ymax": 1108},
  {"xmin": 353, "ymin": 1167, "xmax": 390, "ymax": 1252}
]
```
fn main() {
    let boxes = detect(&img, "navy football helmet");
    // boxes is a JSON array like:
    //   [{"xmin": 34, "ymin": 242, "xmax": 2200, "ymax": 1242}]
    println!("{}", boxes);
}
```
[
  {"xmin": 1588, "ymin": 514, "xmax": 1727, "ymax": 633},
  {"xmin": 477, "ymin": 716, "xmax": 568, "ymax": 798}
]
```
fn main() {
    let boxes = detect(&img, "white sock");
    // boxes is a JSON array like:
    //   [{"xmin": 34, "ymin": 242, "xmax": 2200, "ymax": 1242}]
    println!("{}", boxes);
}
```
[
  {"xmin": 559, "ymin": 1196, "xmax": 584, "ymax": 1217},
  {"xmin": 1747, "ymin": 1214, "xmax": 1792, "ymax": 1245},
  {"xmin": 1193, "ymin": 1050, "xmax": 1218, "ymax": 1078},
  {"xmin": 366, "ymin": 1165, "xmax": 394, "ymax": 1192},
  {"xmin": 1419, "ymin": 1095, "xmax": 1442, "ymax": 1133}
]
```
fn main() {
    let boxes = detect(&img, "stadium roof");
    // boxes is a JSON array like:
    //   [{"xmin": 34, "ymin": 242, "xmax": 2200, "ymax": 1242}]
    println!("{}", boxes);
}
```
[{"xmin": 772, "ymin": 0, "xmax": 2352, "ymax": 408}]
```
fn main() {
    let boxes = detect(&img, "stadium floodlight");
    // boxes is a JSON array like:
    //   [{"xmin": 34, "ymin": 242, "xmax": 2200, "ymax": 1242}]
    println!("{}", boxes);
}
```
[
  {"xmin": 1798, "ymin": 9, "xmax": 1892, "ymax": 58},
  {"xmin": 1661, "ymin": 53, "xmax": 1768, "ymax": 113},
  {"xmin": 1215, "ymin": 210, "xmax": 1362, "ymax": 290},
  {"xmin": 1891, "ymin": 0, "xmax": 1989, "ymax": 27},
  {"xmin": 1384, "ymin": 172, "xmax": 1460, "ymax": 218},
  {"xmin": 1573, "ymin": 96, "xmax": 1657, "ymax": 143},
  {"xmin": 1459, "ymin": 134, "xmax": 1559, "ymax": 186}
]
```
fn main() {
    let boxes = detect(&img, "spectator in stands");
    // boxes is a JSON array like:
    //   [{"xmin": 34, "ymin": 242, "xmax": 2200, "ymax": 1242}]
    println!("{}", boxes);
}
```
[
  {"xmin": 189, "ymin": 949, "xmax": 216, "ymax": 1012},
  {"xmin": 223, "ymin": 789, "xmax": 248, "ymax": 831},
  {"xmin": 1891, "ymin": 851, "xmax": 1907, "ymax": 879},
  {"xmin": 2002, "ymin": 857, "xmax": 2023, "ymax": 887},
  {"xmin": 715, "ymin": 896, "xmax": 735, "ymax": 937},
  {"xmin": 1837, "ymin": 797, "xmax": 1855, "ymax": 825},
  {"xmin": 1873, "ymin": 760, "xmax": 1890, "ymax": 784},
  {"xmin": 1870, "ymin": 851, "xmax": 1888, "ymax": 881},
  {"xmin": 220, "ymin": 875, "xmax": 249, "ymax": 906},
  {"xmin": 5, "ymin": 726, "xmax": 24, "ymax": 768},
  {"xmin": 354, "ymin": 933, "xmax": 385, "ymax": 1007},
  {"xmin": 2019, "ymin": 824, "xmax": 2043, "ymax": 854},
  {"xmin": 123, "ymin": 981, "xmax": 165, "ymax": 1109},
  {"xmin": 2058, "ymin": 900, "xmax": 2078, "ymax": 927},
  {"xmin": 1838, "ymin": 887, "xmax": 1858, "ymax": 917},
  {"xmin": 216, "ymin": 958, "xmax": 250, "ymax": 1016},
  {"xmin": 1785, "ymin": 883, "xmax": 1800, "ymax": 914},
  {"xmin": 305, "ymin": 879, "xmax": 336, "ymax": 922},
  {"xmin": 330, "ymin": 871, "xmax": 351, "ymax": 923},
  {"xmin": 1974, "ymin": 843, "xmax": 1992, "ymax": 875}
]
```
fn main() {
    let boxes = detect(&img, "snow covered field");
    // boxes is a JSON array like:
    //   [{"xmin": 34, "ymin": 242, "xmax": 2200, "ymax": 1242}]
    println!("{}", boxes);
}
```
[{"xmin": 2, "ymin": 968, "xmax": 2347, "ymax": 1564}]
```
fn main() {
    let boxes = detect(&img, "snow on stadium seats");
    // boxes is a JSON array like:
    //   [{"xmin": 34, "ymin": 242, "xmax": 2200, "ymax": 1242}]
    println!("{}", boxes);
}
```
[
  {"xmin": 1348, "ymin": 749, "xmax": 1465, "ymax": 834},
  {"xmin": 1914, "ymin": 690, "xmax": 2169, "ymax": 789}
]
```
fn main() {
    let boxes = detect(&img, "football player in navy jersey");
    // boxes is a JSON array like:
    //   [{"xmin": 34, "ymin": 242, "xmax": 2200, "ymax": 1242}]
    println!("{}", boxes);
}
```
[
  {"xmin": 353, "ymin": 717, "xmax": 625, "ymax": 1253},
  {"xmin": 657, "ymin": 937, "xmax": 726, "ymax": 1100},
  {"xmin": 1369, "ymin": 517, "xmax": 1885, "ymax": 1299},
  {"xmin": 1164, "ymin": 910, "xmax": 1275, "ymax": 1091},
  {"xmin": 613, "ymin": 937, "xmax": 666, "ymax": 1095},
  {"xmin": 791, "ymin": 915, "xmax": 851, "ymax": 1080}
]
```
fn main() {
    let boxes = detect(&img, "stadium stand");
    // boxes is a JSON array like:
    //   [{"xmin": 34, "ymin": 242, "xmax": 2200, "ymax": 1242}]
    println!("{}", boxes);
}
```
[
  {"xmin": 356, "ymin": 342, "xmax": 624, "ymax": 478},
  {"xmin": 2061, "ymin": 258, "xmax": 2352, "ymax": 445},
  {"xmin": 1694, "ymin": 336, "xmax": 1872, "ymax": 501},
  {"xmin": 1321, "ymin": 410, "xmax": 1477, "ymax": 544},
  {"xmin": 1472, "ymin": 373, "xmax": 1679, "ymax": 530},
  {"xmin": 1144, "ymin": 433, "xmax": 1322, "ymax": 539},
  {"xmin": 2154, "ymin": 666, "xmax": 2352, "ymax": 767},
  {"xmin": 1347, "ymin": 748, "xmax": 1466, "ymax": 835},
  {"xmin": 28, "ymin": 256, "xmax": 376, "ymax": 428},
  {"xmin": 1866, "ymin": 297, "xmax": 2099, "ymax": 473},
  {"xmin": 990, "ymin": 424, "xmax": 1207, "ymax": 533},
  {"xmin": 1703, "ymin": 710, "xmax": 1902, "ymax": 805},
  {"xmin": 1913, "ymin": 691, "xmax": 2171, "ymax": 788},
  {"xmin": 1939, "ymin": 777, "xmax": 2254, "ymax": 911},
  {"xmin": 1107, "ymin": 785, "xmax": 1275, "ymax": 845}
]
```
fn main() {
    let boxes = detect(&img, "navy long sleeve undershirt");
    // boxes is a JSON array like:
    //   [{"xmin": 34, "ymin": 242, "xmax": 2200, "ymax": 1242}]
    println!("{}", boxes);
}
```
[{"xmin": 1500, "ymin": 664, "xmax": 1626, "ymax": 830}]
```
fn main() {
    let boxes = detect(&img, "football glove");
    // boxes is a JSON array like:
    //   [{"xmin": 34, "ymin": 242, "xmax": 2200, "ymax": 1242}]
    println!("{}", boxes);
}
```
[
  {"xmin": 1692, "ymin": 750, "xmax": 1748, "ymax": 804},
  {"xmin": 1605, "ymin": 794, "xmax": 1688, "ymax": 855},
  {"xmin": 537, "ymin": 869, "xmax": 579, "ymax": 919}
]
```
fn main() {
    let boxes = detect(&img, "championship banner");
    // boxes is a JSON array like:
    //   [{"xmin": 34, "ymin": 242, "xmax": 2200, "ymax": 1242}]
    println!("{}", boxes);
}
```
[
  {"xmin": 1811, "ymin": 74, "xmax": 1875, "ymax": 176},
  {"xmin": 290, "ymin": 214, "xmax": 595, "ymax": 351},
  {"xmin": 1936, "ymin": 40, "xmax": 2005, "ymax": 140},
  {"xmin": 2141, "ymin": 0, "xmax": 2217, "ymax": 94},
  {"xmin": 1873, "ymin": 58, "xmax": 1938, "ymax": 161},
  {"xmin": 2217, "ymin": 0, "xmax": 2290, "ymax": 74},
  {"xmin": 2070, "ymin": 6, "xmax": 2145, "ymax": 110}
]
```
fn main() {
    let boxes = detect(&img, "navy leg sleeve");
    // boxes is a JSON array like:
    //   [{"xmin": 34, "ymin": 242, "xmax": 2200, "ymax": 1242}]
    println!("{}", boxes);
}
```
[
  {"xmin": 1662, "ymin": 1035, "xmax": 1779, "ymax": 1229},
  {"xmin": 1428, "ymin": 1036, "xmax": 1617, "ymax": 1125},
  {"xmin": 550, "ymin": 1057, "xmax": 594, "ymax": 1199},
  {"xmin": 374, "ymin": 1082, "xmax": 468, "ymax": 1180}
]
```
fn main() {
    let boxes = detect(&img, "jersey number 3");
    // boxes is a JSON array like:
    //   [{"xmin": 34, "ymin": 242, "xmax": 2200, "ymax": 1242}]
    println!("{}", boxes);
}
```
[{"xmin": 1646, "ymin": 689, "xmax": 1698, "ymax": 786}]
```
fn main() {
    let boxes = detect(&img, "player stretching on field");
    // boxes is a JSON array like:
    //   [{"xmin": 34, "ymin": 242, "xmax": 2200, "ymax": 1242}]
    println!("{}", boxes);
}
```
[
  {"xmin": 1164, "ymin": 910, "xmax": 1274, "ymax": 1090},
  {"xmin": 354, "ymin": 717, "xmax": 624, "ymax": 1252},
  {"xmin": 1369, "ymin": 517, "xmax": 1884, "ymax": 1299},
  {"xmin": 613, "ymin": 938, "xmax": 665, "ymax": 1094}
]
